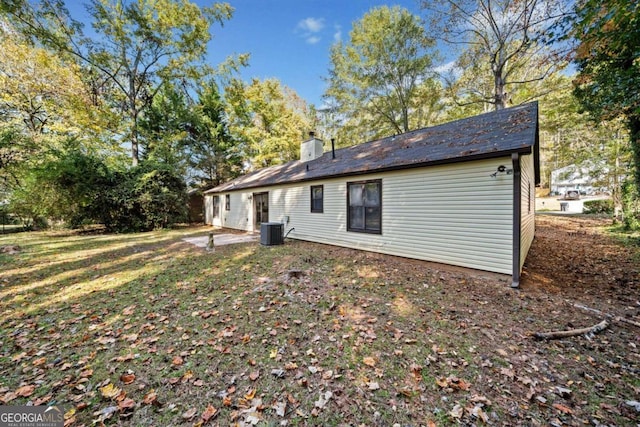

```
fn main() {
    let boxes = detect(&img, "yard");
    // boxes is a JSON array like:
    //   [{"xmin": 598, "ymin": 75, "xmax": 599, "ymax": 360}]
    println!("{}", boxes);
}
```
[{"xmin": 0, "ymin": 215, "xmax": 638, "ymax": 426}]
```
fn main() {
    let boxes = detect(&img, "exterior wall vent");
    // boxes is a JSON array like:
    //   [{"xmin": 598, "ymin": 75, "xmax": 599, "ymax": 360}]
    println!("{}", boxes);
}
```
[{"xmin": 260, "ymin": 222, "xmax": 284, "ymax": 246}]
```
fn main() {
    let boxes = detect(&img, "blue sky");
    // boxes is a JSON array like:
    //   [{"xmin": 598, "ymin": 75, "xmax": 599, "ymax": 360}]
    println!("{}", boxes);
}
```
[
  {"xmin": 66, "ymin": 0, "xmax": 427, "ymax": 107},
  {"xmin": 205, "ymin": 0, "xmax": 424, "ymax": 106}
]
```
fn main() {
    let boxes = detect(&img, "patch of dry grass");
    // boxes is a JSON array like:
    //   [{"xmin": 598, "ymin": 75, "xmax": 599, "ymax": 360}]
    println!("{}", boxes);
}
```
[{"xmin": 0, "ymin": 222, "xmax": 638, "ymax": 426}]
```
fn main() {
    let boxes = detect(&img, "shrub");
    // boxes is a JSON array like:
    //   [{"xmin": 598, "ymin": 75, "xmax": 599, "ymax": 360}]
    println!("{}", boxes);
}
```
[
  {"xmin": 583, "ymin": 199, "xmax": 614, "ymax": 215},
  {"xmin": 8, "ymin": 149, "xmax": 188, "ymax": 232},
  {"xmin": 101, "ymin": 163, "xmax": 188, "ymax": 232}
]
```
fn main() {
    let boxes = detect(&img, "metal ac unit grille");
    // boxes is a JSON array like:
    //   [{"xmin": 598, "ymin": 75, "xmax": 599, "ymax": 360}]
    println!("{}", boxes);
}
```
[{"xmin": 260, "ymin": 222, "xmax": 283, "ymax": 246}]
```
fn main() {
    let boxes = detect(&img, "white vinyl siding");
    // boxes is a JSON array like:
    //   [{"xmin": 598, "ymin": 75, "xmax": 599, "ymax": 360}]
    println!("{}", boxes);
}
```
[
  {"xmin": 220, "ymin": 192, "xmax": 253, "ymax": 231},
  {"xmin": 210, "ymin": 157, "xmax": 514, "ymax": 275},
  {"xmin": 204, "ymin": 195, "xmax": 223, "ymax": 227},
  {"xmin": 520, "ymin": 154, "xmax": 535, "ymax": 269}
]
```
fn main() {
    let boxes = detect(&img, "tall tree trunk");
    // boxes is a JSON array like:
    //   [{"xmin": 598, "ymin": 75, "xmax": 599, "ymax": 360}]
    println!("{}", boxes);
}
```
[
  {"xmin": 130, "ymin": 96, "xmax": 139, "ymax": 167},
  {"xmin": 629, "ymin": 115, "xmax": 640, "ymax": 193},
  {"xmin": 494, "ymin": 72, "xmax": 508, "ymax": 110}
]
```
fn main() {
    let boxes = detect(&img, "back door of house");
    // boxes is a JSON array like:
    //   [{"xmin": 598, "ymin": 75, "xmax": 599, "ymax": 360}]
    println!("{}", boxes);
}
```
[{"xmin": 253, "ymin": 192, "xmax": 268, "ymax": 231}]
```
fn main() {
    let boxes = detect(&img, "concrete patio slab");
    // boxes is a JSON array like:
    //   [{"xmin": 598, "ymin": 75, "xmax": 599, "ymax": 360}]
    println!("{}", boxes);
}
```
[{"xmin": 182, "ymin": 233, "xmax": 258, "ymax": 248}]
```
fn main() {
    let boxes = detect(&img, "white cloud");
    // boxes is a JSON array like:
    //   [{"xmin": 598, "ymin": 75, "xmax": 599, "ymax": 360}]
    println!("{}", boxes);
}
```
[
  {"xmin": 433, "ymin": 60, "xmax": 458, "ymax": 74},
  {"xmin": 297, "ymin": 17, "xmax": 324, "ymax": 33},
  {"xmin": 306, "ymin": 36, "xmax": 321, "ymax": 45},
  {"xmin": 333, "ymin": 24, "xmax": 342, "ymax": 42}
]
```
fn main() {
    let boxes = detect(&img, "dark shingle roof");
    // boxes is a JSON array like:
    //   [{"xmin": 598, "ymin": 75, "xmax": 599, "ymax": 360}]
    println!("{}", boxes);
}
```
[{"xmin": 205, "ymin": 101, "xmax": 539, "ymax": 194}]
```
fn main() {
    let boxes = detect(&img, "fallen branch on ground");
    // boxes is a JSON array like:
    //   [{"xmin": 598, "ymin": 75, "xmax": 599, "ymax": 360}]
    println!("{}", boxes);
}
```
[
  {"xmin": 567, "ymin": 301, "xmax": 640, "ymax": 328},
  {"xmin": 534, "ymin": 319, "xmax": 609, "ymax": 340}
]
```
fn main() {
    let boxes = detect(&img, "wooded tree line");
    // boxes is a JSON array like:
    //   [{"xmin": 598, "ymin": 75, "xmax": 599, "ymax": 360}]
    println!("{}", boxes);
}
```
[{"xmin": 0, "ymin": 0, "xmax": 637, "ymax": 231}]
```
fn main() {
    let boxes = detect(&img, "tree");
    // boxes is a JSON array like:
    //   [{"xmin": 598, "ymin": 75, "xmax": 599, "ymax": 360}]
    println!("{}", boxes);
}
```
[
  {"xmin": 569, "ymin": 0, "xmax": 640, "ymax": 194},
  {"xmin": 324, "ymin": 6, "xmax": 439, "ymax": 143},
  {"xmin": 225, "ymin": 78, "xmax": 314, "ymax": 169},
  {"xmin": 187, "ymin": 81, "xmax": 243, "ymax": 187},
  {"xmin": 423, "ymin": 0, "xmax": 571, "ymax": 110},
  {"xmin": 138, "ymin": 82, "xmax": 193, "ymax": 172},
  {"xmin": 0, "ymin": 21, "xmax": 96, "ymax": 140},
  {"xmin": 3, "ymin": 0, "xmax": 234, "ymax": 165}
]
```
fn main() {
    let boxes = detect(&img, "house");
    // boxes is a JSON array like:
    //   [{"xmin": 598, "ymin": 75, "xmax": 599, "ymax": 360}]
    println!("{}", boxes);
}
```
[
  {"xmin": 204, "ymin": 102, "xmax": 540, "ymax": 287},
  {"xmin": 550, "ymin": 163, "xmax": 603, "ymax": 196}
]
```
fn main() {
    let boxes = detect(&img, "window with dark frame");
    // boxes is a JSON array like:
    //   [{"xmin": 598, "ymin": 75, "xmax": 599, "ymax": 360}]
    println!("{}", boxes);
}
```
[
  {"xmin": 225, "ymin": 194, "xmax": 230, "ymax": 211},
  {"xmin": 347, "ymin": 180, "xmax": 381, "ymax": 234},
  {"xmin": 310, "ymin": 185, "xmax": 323, "ymax": 213},
  {"xmin": 213, "ymin": 196, "xmax": 220, "ymax": 219}
]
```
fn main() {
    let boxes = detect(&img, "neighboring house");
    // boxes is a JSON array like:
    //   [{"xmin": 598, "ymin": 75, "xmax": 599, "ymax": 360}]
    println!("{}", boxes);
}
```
[
  {"xmin": 550, "ymin": 163, "xmax": 603, "ymax": 196},
  {"xmin": 204, "ymin": 102, "xmax": 540, "ymax": 287}
]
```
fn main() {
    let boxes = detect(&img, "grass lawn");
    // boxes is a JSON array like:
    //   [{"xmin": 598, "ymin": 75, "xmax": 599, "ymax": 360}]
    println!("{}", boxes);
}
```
[{"xmin": 0, "ymin": 218, "xmax": 639, "ymax": 426}]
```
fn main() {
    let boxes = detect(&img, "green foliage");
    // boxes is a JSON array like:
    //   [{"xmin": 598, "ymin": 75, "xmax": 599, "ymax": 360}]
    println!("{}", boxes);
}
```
[
  {"xmin": 583, "ymin": 199, "xmax": 614, "ymax": 215},
  {"xmin": 225, "ymin": 78, "xmax": 314, "ymax": 169},
  {"xmin": 7, "ymin": 148, "xmax": 187, "ymax": 232},
  {"xmin": 622, "ymin": 179, "xmax": 640, "ymax": 230},
  {"xmin": 571, "ymin": 0, "xmax": 640, "ymax": 191},
  {"xmin": 324, "ymin": 6, "xmax": 440, "ymax": 144},
  {"xmin": 3, "ymin": 0, "xmax": 235, "ymax": 165},
  {"xmin": 188, "ymin": 81, "xmax": 243, "ymax": 187},
  {"xmin": 98, "ymin": 162, "xmax": 188, "ymax": 232}
]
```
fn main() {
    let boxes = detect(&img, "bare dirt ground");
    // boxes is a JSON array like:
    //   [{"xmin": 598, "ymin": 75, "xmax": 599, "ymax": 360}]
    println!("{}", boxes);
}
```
[{"xmin": 522, "ymin": 214, "xmax": 639, "ymax": 318}]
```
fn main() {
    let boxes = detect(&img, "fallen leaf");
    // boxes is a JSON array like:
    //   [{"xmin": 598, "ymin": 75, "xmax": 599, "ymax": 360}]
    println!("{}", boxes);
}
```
[
  {"xmin": 201, "ymin": 404, "xmax": 218, "ymax": 422},
  {"xmin": 470, "ymin": 394, "xmax": 492, "ymax": 405},
  {"xmin": 271, "ymin": 369, "xmax": 285, "ymax": 378},
  {"xmin": 64, "ymin": 408, "xmax": 76, "ymax": 420},
  {"xmin": 249, "ymin": 371, "xmax": 260, "ymax": 381},
  {"xmin": 553, "ymin": 403, "xmax": 573, "ymax": 414},
  {"xmin": 122, "ymin": 305, "xmax": 136, "ymax": 316},
  {"xmin": 367, "ymin": 381, "xmax": 380, "ymax": 390},
  {"xmin": 32, "ymin": 357, "xmax": 46, "ymax": 366},
  {"xmin": 0, "ymin": 392, "xmax": 17, "ymax": 404},
  {"xmin": 284, "ymin": 362, "xmax": 298, "ymax": 370},
  {"xmin": 472, "ymin": 405, "xmax": 489, "ymax": 422},
  {"xmin": 436, "ymin": 377, "xmax": 449, "ymax": 388},
  {"xmin": 181, "ymin": 370, "xmax": 194, "ymax": 382},
  {"xmin": 363, "ymin": 357, "xmax": 376, "ymax": 367},
  {"xmin": 117, "ymin": 397, "xmax": 135, "ymax": 412},
  {"xmin": 273, "ymin": 401, "xmax": 286, "ymax": 417},
  {"xmin": 314, "ymin": 391, "xmax": 333, "ymax": 409},
  {"xmin": 244, "ymin": 389, "xmax": 256, "ymax": 400},
  {"xmin": 114, "ymin": 353, "xmax": 135, "ymax": 363},
  {"xmin": 182, "ymin": 407, "xmax": 197, "ymax": 420},
  {"xmin": 120, "ymin": 373, "xmax": 136, "ymax": 385},
  {"xmin": 449, "ymin": 404, "xmax": 463, "ymax": 419},
  {"xmin": 625, "ymin": 400, "xmax": 640, "ymax": 413},
  {"xmin": 99, "ymin": 383, "xmax": 122, "ymax": 399},
  {"xmin": 15, "ymin": 385, "xmax": 35, "ymax": 397},
  {"xmin": 172, "ymin": 355, "xmax": 184, "ymax": 366},
  {"xmin": 500, "ymin": 367, "xmax": 515, "ymax": 379},
  {"xmin": 94, "ymin": 406, "xmax": 118, "ymax": 422}
]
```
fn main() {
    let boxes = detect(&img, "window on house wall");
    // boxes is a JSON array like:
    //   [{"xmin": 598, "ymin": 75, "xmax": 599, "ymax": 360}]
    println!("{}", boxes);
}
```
[
  {"xmin": 310, "ymin": 185, "xmax": 323, "ymax": 213},
  {"xmin": 213, "ymin": 196, "xmax": 220, "ymax": 219},
  {"xmin": 347, "ymin": 180, "xmax": 382, "ymax": 234},
  {"xmin": 225, "ymin": 194, "xmax": 230, "ymax": 211}
]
